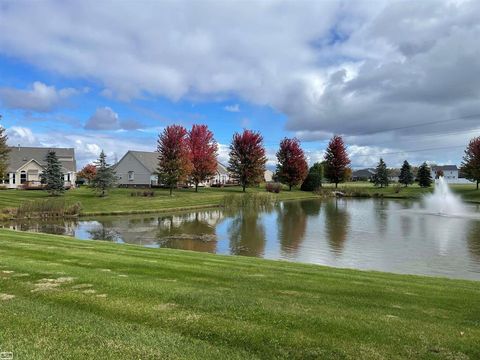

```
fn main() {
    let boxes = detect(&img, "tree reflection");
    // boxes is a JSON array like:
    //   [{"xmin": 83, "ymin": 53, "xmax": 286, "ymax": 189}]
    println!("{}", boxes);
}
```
[
  {"xmin": 277, "ymin": 201, "xmax": 307, "ymax": 254},
  {"xmin": 87, "ymin": 224, "xmax": 120, "ymax": 242},
  {"xmin": 228, "ymin": 208, "xmax": 266, "ymax": 257},
  {"xmin": 325, "ymin": 200, "xmax": 350, "ymax": 255}
]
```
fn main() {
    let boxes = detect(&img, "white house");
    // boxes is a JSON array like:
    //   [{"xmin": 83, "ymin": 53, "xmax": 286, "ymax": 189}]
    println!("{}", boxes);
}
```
[
  {"xmin": 430, "ymin": 165, "xmax": 459, "ymax": 183},
  {"xmin": 2, "ymin": 146, "xmax": 76, "ymax": 189}
]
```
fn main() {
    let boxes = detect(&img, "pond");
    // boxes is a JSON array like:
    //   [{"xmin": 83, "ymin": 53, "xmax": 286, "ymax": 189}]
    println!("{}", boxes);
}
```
[{"xmin": 4, "ymin": 198, "xmax": 480, "ymax": 280}]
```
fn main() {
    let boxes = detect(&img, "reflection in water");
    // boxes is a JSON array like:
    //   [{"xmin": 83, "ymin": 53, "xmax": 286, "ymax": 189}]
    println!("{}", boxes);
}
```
[
  {"xmin": 228, "ymin": 209, "xmax": 266, "ymax": 257},
  {"xmin": 324, "ymin": 200, "xmax": 350, "ymax": 256},
  {"xmin": 277, "ymin": 202, "xmax": 307, "ymax": 255},
  {"xmin": 3, "ymin": 199, "xmax": 480, "ymax": 280}
]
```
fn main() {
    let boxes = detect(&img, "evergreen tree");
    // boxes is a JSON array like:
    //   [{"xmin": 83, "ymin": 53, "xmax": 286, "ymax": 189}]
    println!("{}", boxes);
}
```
[
  {"xmin": 301, "ymin": 162, "xmax": 324, "ymax": 191},
  {"xmin": 373, "ymin": 158, "xmax": 389, "ymax": 188},
  {"xmin": 41, "ymin": 150, "xmax": 65, "ymax": 196},
  {"xmin": 417, "ymin": 162, "xmax": 433, "ymax": 188},
  {"xmin": 91, "ymin": 150, "xmax": 117, "ymax": 197},
  {"xmin": 399, "ymin": 160, "xmax": 414, "ymax": 187},
  {"xmin": 0, "ymin": 115, "xmax": 10, "ymax": 183}
]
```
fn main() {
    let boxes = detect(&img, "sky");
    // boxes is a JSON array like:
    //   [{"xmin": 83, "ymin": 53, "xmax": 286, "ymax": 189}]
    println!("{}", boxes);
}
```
[{"xmin": 0, "ymin": 0, "xmax": 479, "ymax": 169}]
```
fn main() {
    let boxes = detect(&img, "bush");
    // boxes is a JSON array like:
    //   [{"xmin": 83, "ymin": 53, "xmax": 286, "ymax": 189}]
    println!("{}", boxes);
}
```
[
  {"xmin": 265, "ymin": 182, "xmax": 282, "ymax": 193},
  {"xmin": 130, "ymin": 191, "xmax": 155, "ymax": 197}
]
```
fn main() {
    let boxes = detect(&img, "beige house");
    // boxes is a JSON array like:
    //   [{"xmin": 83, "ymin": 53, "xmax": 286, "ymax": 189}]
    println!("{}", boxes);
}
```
[{"xmin": 3, "ymin": 146, "xmax": 76, "ymax": 189}]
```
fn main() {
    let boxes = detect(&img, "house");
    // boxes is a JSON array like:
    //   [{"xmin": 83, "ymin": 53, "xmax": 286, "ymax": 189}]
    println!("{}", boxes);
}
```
[
  {"xmin": 2, "ymin": 146, "xmax": 76, "ymax": 189},
  {"xmin": 387, "ymin": 168, "xmax": 400, "ymax": 183},
  {"xmin": 430, "ymin": 165, "xmax": 459, "ymax": 183},
  {"xmin": 114, "ymin": 150, "xmax": 235, "ymax": 187},
  {"xmin": 351, "ymin": 168, "xmax": 375, "ymax": 182},
  {"xmin": 264, "ymin": 169, "xmax": 274, "ymax": 182}
]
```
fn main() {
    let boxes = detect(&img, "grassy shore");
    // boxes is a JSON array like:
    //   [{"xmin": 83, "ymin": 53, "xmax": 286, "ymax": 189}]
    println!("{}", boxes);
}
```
[
  {"xmin": 0, "ymin": 183, "xmax": 478, "ymax": 217},
  {"xmin": 0, "ymin": 229, "xmax": 479, "ymax": 359}
]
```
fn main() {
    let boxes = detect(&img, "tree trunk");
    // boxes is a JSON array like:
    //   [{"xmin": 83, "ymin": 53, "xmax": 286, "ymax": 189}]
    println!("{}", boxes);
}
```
[
  {"xmin": 242, "ymin": 183, "xmax": 246, "ymax": 192},
  {"xmin": 477, "ymin": 180, "xmax": 479, "ymax": 190},
  {"xmin": 289, "ymin": 184, "xmax": 292, "ymax": 191},
  {"xmin": 335, "ymin": 182, "xmax": 338, "ymax": 189},
  {"xmin": 195, "ymin": 182, "xmax": 198, "ymax": 192},
  {"xmin": 169, "ymin": 186, "xmax": 173, "ymax": 196}
]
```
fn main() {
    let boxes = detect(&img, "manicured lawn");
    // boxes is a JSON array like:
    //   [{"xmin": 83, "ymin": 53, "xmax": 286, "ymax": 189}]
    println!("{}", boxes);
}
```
[
  {"xmin": 0, "ymin": 186, "xmax": 319, "ymax": 215},
  {"xmin": 0, "ymin": 229, "xmax": 479, "ymax": 359}
]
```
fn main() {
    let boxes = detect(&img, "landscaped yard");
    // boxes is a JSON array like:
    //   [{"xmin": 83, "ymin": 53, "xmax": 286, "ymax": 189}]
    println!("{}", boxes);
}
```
[{"xmin": 0, "ymin": 229, "xmax": 479, "ymax": 359}]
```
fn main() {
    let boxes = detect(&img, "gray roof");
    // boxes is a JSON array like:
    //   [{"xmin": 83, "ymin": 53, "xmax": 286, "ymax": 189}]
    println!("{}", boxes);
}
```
[
  {"xmin": 120, "ymin": 150, "xmax": 227, "ymax": 175},
  {"xmin": 431, "ymin": 165, "xmax": 458, "ymax": 171},
  {"xmin": 7, "ymin": 146, "xmax": 76, "ymax": 172},
  {"xmin": 352, "ymin": 168, "xmax": 375, "ymax": 178}
]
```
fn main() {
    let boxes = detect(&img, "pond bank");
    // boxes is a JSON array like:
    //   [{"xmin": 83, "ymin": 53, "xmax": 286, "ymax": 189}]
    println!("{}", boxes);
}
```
[{"xmin": 0, "ymin": 228, "xmax": 479, "ymax": 359}]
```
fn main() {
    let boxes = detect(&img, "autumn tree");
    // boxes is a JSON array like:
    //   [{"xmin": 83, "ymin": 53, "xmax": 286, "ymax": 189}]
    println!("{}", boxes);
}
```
[
  {"xmin": 276, "ymin": 138, "xmax": 308, "ymax": 190},
  {"xmin": 324, "ymin": 135, "xmax": 350, "ymax": 188},
  {"xmin": 77, "ymin": 164, "xmax": 97, "ymax": 184},
  {"xmin": 373, "ymin": 158, "xmax": 389, "ymax": 188},
  {"xmin": 399, "ymin": 160, "xmax": 414, "ymax": 187},
  {"xmin": 91, "ymin": 150, "xmax": 117, "ymax": 197},
  {"xmin": 0, "ymin": 115, "xmax": 10, "ymax": 183},
  {"xmin": 228, "ymin": 129, "xmax": 267, "ymax": 192},
  {"xmin": 41, "ymin": 150, "xmax": 65, "ymax": 196},
  {"xmin": 188, "ymin": 124, "xmax": 218, "ymax": 192},
  {"xmin": 417, "ymin": 162, "xmax": 432, "ymax": 188},
  {"xmin": 461, "ymin": 137, "xmax": 480, "ymax": 190},
  {"xmin": 157, "ymin": 125, "xmax": 192, "ymax": 195}
]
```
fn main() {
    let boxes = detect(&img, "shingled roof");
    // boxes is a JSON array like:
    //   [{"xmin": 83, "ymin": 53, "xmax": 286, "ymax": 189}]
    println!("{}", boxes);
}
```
[{"xmin": 7, "ymin": 146, "xmax": 76, "ymax": 173}]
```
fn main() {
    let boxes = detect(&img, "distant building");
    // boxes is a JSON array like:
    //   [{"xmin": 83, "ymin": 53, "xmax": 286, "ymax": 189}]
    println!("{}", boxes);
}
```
[
  {"xmin": 2, "ymin": 146, "xmax": 76, "ymax": 189},
  {"xmin": 430, "ymin": 165, "xmax": 459, "ymax": 183},
  {"xmin": 351, "ymin": 168, "xmax": 375, "ymax": 182},
  {"xmin": 264, "ymin": 169, "xmax": 274, "ymax": 182},
  {"xmin": 387, "ymin": 168, "xmax": 401, "ymax": 183},
  {"xmin": 114, "ymin": 150, "xmax": 235, "ymax": 187}
]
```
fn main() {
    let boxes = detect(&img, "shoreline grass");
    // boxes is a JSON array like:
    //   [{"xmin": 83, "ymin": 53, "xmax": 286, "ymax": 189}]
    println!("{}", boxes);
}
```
[
  {"xmin": 0, "ymin": 228, "xmax": 479, "ymax": 359},
  {"xmin": 0, "ymin": 183, "xmax": 478, "ymax": 218}
]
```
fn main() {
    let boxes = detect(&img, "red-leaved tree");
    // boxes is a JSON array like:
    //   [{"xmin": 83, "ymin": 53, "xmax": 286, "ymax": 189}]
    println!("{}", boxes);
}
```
[
  {"xmin": 157, "ymin": 125, "xmax": 192, "ymax": 195},
  {"xmin": 324, "ymin": 135, "xmax": 350, "ymax": 188},
  {"xmin": 77, "ymin": 164, "xmax": 97, "ymax": 184},
  {"xmin": 276, "ymin": 138, "xmax": 308, "ymax": 190},
  {"xmin": 228, "ymin": 129, "xmax": 267, "ymax": 192},
  {"xmin": 188, "ymin": 124, "xmax": 218, "ymax": 192},
  {"xmin": 461, "ymin": 136, "xmax": 480, "ymax": 190}
]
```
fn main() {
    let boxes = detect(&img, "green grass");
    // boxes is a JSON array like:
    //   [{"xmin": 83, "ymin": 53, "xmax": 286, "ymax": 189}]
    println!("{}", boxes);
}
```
[
  {"xmin": 0, "ymin": 229, "xmax": 479, "ymax": 359},
  {"xmin": 0, "ymin": 186, "xmax": 318, "ymax": 216}
]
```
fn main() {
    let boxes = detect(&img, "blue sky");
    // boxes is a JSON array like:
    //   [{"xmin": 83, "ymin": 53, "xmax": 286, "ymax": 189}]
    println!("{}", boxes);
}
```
[{"xmin": 1, "ymin": 1, "xmax": 479, "ymax": 168}]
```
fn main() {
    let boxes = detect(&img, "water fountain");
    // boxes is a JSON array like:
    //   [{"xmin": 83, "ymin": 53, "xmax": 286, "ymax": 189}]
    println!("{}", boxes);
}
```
[{"xmin": 423, "ymin": 177, "xmax": 467, "ymax": 216}]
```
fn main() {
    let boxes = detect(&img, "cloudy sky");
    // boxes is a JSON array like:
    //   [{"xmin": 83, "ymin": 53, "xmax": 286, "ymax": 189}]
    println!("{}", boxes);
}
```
[{"xmin": 0, "ymin": 0, "xmax": 479, "ymax": 168}]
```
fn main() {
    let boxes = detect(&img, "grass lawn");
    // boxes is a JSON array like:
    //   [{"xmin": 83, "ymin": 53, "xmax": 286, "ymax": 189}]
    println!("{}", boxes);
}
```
[
  {"xmin": 0, "ymin": 229, "xmax": 479, "ymax": 359},
  {"xmin": 0, "ymin": 186, "xmax": 319, "ymax": 216}
]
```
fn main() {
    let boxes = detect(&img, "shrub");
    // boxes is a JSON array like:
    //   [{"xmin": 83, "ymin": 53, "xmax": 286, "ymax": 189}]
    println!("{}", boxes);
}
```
[
  {"xmin": 15, "ymin": 199, "xmax": 82, "ymax": 219},
  {"xmin": 265, "ymin": 182, "xmax": 282, "ymax": 193}
]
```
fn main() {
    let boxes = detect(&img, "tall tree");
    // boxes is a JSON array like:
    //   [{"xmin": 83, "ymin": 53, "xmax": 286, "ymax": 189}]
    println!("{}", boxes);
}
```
[
  {"xmin": 157, "ymin": 125, "xmax": 192, "ymax": 195},
  {"xmin": 276, "ymin": 137, "xmax": 308, "ymax": 190},
  {"xmin": 0, "ymin": 115, "xmax": 10, "ymax": 183},
  {"xmin": 301, "ymin": 162, "xmax": 324, "ymax": 191},
  {"xmin": 188, "ymin": 124, "xmax": 218, "ymax": 192},
  {"xmin": 461, "ymin": 136, "xmax": 480, "ymax": 190},
  {"xmin": 373, "ymin": 158, "xmax": 389, "ymax": 188},
  {"xmin": 41, "ymin": 150, "xmax": 65, "ymax": 196},
  {"xmin": 399, "ymin": 160, "xmax": 414, "ymax": 187},
  {"xmin": 228, "ymin": 129, "xmax": 267, "ymax": 192},
  {"xmin": 77, "ymin": 164, "xmax": 97, "ymax": 184},
  {"xmin": 324, "ymin": 135, "xmax": 350, "ymax": 188},
  {"xmin": 417, "ymin": 162, "xmax": 433, "ymax": 188},
  {"xmin": 91, "ymin": 151, "xmax": 117, "ymax": 197}
]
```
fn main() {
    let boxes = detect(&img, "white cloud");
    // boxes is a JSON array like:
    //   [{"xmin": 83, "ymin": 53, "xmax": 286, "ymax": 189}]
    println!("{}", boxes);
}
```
[
  {"xmin": 7, "ymin": 126, "xmax": 36, "ymax": 144},
  {"xmin": 224, "ymin": 104, "xmax": 240, "ymax": 112},
  {"xmin": 0, "ymin": 82, "xmax": 81, "ymax": 112},
  {"xmin": 85, "ymin": 107, "xmax": 143, "ymax": 131}
]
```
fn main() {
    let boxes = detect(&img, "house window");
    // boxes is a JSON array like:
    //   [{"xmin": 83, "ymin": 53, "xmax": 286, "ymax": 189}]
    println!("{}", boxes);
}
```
[
  {"xmin": 11, "ymin": 173, "xmax": 15, "ymax": 185},
  {"xmin": 67, "ymin": 173, "xmax": 71, "ymax": 182},
  {"xmin": 128, "ymin": 171, "xmax": 135, "ymax": 181},
  {"xmin": 20, "ymin": 171, "xmax": 27, "ymax": 184}
]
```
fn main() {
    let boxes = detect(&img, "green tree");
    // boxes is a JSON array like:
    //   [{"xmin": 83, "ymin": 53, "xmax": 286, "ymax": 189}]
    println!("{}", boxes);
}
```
[
  {"xmin": 417, "ymin": 162, "xmax": 433, "ymax": 188},
  {"xmin": 399, "ymin": 160, "xmax": 414, "ymax": 187},
  {"xmin": 0, "ymin": 115, "xmax": 10, "ymax": 183},
  {"xmin": 41, "ymin": 150, "xmax": 65, "ymax": 196},
  {"xmin": 373, "ymin": 158, "xmax": 389, "ymax": 188},
  {"xmin": 91, "ymin": 150, "xmax": 117, "ymax": 197},
  {"xmin": 301, "ymin": 162, "xmax": 324, "ymax": 191}
]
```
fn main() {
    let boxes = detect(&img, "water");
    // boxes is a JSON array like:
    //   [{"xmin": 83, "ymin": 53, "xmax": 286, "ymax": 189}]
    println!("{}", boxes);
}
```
[
  {"xmin": 423, "ymin": 177, "xmax": 467, "ymax": 216},
  {"xmin": 4, "ymin": 197, "xmax": 480, "ymax": 280}
]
